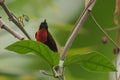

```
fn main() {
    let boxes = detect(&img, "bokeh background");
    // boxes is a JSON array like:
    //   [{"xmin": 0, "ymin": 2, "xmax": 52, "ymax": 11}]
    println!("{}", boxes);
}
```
[{"xmin": 0, "ymin": 0, "xmax": 116, "ymax": 80}]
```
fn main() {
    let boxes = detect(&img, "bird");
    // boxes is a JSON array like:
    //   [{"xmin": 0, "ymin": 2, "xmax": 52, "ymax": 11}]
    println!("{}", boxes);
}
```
[{"xmin": 35, "ymin": 20, "xmax": 58, "ymax": 52}]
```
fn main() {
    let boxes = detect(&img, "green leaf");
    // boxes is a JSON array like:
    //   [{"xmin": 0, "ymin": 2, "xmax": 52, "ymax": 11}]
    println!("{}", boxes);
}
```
[
  {"xmin": 63, "ymin": 47, "xmax": 94, "ymax": 66},
  {"xmin": 80, "ymin": 52, "xmax": 116, "ymax": 72},
  {"xmin": 64, "ymin": 52, "xmax": 116, "ymax": 72},
  {"xmin": 23, "ymin": 14, "xmax": 30, "ymax": 22},
  {"xmin": 64, "ymin": 54, "xmax": 82, "ymax": 66},
  {"xmin": 5, "ymin": 40, "xmax": 59, "ymax": 66}
]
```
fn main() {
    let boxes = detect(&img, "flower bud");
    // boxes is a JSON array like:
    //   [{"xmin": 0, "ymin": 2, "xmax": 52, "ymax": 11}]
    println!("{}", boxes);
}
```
[
  {"xmin": 0, "ymin": 0, "xmax": 4, "ymax": 4},
  {"xmin": 101, "ymin": 36, "xmax": 108, "ymax": 44},
  {"xmin": 113, "ymin": 47, "xmax": 120, "ymax": 54}
]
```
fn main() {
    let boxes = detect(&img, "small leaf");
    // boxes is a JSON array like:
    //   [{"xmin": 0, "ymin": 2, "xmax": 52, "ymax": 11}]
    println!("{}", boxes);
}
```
[
  {"xmin": 79, "ymin": 52, "xmax": 116, "ymax": 72},
  {"xmin": 18, "ymin": 16, "xmax": 23, "ymax": 22},
  {"xmin": 5, "ymin": 40, "xmax": 59, "ymax": 66},
  {"xmin": 23, "ymin": 15, "xmax": 30, "ymax": 22}
]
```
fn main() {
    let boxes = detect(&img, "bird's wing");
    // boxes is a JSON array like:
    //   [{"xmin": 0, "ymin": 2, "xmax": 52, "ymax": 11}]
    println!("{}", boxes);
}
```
[{"xmin": 45, "ymin": 32, "xmax": 58, "ymax": 52}]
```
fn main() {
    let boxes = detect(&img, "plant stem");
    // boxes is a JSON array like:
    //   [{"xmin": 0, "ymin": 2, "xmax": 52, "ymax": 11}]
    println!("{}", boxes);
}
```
[
  {"xmin": 60, "ymin": 0, "xmax": 96, "ymax": 61},
  {"xmin": 40, "ymin": 70, "xmax": 53, "ymax": 77},
  {"xmin": 90, "ymin": 13, "xmax": 120, "ymax": 49},
  {"xmin": 0, "ymin": 0, "xmax": 31, "ymax": 40},
  {"xmin": 104, "ymin": 26, "xmax": 120, "ymax": 31},
  {"xmin": 114, "ymin": 28, "xmax": 120, "ymax": 80},
  {"xmin": 115, "ymin": 28, "xmax": 120, "ymax": 80},
  {"xmin": 90, "ymin": 13, "xmax": 120, "ymax": 80},
  {"xmin": 54, "ymin": 0, "xmax": 96, "ymax": 80},
  {"xmin": 0, "ymin": 18, "xmax": 24, "ymax": 40},
  {"xmin": 115, "ymin": 28, "xmax": 120, "ymax": 45},
  {"xmin": 115, "ymin": 54, "xmax": 118, "ymax": 80}
]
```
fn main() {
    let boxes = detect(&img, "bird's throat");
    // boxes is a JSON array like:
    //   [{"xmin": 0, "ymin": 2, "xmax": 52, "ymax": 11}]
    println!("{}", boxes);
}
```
[{"xmin": 36, "ymin": 28, "xmax": 48, "ymax": 43}]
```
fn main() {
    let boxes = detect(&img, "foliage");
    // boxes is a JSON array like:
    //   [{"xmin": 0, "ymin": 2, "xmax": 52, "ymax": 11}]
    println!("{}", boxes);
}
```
[
  {"xmin": 6, "ymin": 40, "xmax": 60, "ymax": 66},
  {"xmin": 0, "ymin": 0, "xmax": 117, "ymax": 80},
  {"xmin": 6, "ymin": 40, "xmax": 116, "ymax": 75}
]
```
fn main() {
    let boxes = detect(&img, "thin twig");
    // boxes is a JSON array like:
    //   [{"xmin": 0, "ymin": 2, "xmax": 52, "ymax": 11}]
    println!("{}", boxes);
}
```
[
  {"xmin": 0, "ymin": 18, "xmax": 24, "ymax": 40},
  {"xmin": 39, "ymin": 70, "xmax": 53, "ymax": 77},
  {"xmin": 114, "ymin": 0, "xmax": 120, "ymax": 79},
  {"xmin": 115, "ymin": 28, "xmax": 120, "ymax": 80},
  {"xmin": 115, "ymin": 54, "xmax": 118, "ymax": 80},
  {"xmin": 90, "ymin": 13, "xmax": 120, "ymax": 80},
  {"xmin": 0, "ymin": 0, "xmax": 31, "ymax": 40},
  {"xmin": 118, "ymin": 74, "xmax": 120, "ymax": 80},
  {"xmin": 104, "ymin": 26, "xmax": 120, "ymax": 31},
  {"xmin": 53, "ymin": 66, "xmax": 64, "ymax": 80},
  {"xmin": 90, "ymin": 13, "xmax": 120, "ymax": 49}
]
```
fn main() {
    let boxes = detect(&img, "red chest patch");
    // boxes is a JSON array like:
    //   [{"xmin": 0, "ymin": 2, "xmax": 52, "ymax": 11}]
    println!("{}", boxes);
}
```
[{"xmin": 36, "ymin": 28, "xmax": 48, "ymax": 43}]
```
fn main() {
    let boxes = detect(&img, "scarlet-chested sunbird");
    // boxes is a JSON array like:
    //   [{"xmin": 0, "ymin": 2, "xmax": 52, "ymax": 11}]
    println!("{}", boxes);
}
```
[{"xmin": 35, "ymin": 20, "xmax": 58, "ymax": 52}]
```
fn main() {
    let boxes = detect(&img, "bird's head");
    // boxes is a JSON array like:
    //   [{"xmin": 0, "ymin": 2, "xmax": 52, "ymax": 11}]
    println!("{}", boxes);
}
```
[{"xmin": 39, "ymin": 19, "xmax": 48, "ymax": 30}]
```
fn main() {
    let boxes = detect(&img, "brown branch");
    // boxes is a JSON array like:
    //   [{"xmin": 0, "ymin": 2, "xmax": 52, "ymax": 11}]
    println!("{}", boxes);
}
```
[
  {"xmin": 60, "ymin": 0, "xmax": 96, "ymax": 61},
  {"xmin": 114, "ymin": 0, "xmax": 120, "ymax": 79},
  {"xmin": 0, "ymin": 18, "xmax": 24, "ymax": 40},
  {"xmin": 0, "ymin": 0, "xmax": 31, "ymax": 40},
  {"xmin": 52, "ymin": 0, "xmax": 97, "ymax": 80}
]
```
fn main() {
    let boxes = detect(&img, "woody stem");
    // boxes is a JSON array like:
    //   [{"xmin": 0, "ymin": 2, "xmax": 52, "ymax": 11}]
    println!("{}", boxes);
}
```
[
  {"xmin": 0, "ymin": 0, "xmax": 31, "ymax": 40},
  {"xmin": 55, "ymin": 0, "xmax": 97, "ymax": 80}
]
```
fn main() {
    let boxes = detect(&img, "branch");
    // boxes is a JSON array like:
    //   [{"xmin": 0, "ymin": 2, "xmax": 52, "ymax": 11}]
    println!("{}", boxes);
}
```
[
  {"xmin": 90, "ymin": 13, "xmax": 120, "ymax": 49},
  {"xmin": 39, "ymin": 70, "xmax": 53, "ymax": 77},
  {"xmin": 53, "ymin": 0, "xmax": 96, "ymax": 80},
  {"xmin": 0, "ymin": 18, "xmax": 25, "ymax": 40},
  {"xmin": 60, "ymin": 0, "xmax": 96, "ymax": 62},
  {"xmin": 0, "ymin": 0, "xmax": 31, "ymax": 40}
]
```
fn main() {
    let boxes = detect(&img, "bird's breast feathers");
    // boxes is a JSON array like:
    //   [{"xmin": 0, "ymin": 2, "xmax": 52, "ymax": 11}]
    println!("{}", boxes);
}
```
[{"xmin": 36, "ymin": 28, "xmax": 48, "ymax": 43}]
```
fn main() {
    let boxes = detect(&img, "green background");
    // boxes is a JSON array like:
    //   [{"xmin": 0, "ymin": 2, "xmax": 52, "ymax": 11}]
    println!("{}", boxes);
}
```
[{"xmin": 0, "ymin": 0, "xmax": 116, "ymax": 80}]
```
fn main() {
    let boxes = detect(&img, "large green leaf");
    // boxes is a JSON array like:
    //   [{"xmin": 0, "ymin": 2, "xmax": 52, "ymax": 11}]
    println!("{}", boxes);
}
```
[
  {"xmin": 64, "ymin": 52, "xmax": 116, "ymax": 72},
  {"xmin": 5, "ymin": 40, "xmax": 59, "ymax": 66},
  {"xmin": 80, "ymin": 52, "xmax": 116, "ymax": 72}
]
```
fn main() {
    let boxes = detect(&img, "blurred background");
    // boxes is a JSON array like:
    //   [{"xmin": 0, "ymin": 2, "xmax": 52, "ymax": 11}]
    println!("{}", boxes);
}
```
[{"xmin": 0, "ymin": 0, "xmax": 116, "ymax": 80}]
